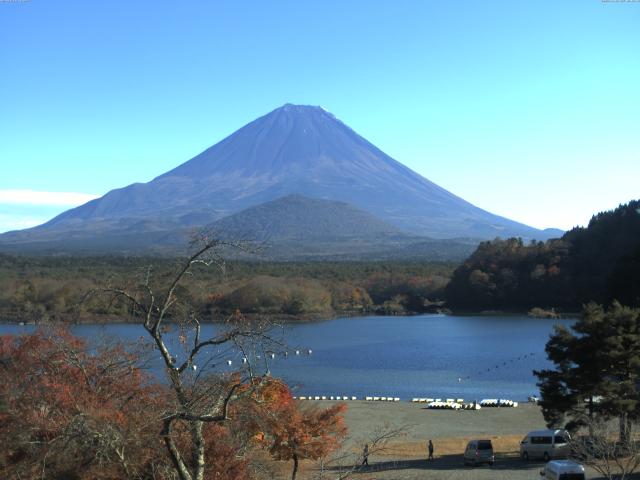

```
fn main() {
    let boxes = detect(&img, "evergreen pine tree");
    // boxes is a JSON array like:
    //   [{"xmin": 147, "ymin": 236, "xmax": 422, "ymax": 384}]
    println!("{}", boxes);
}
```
[{"xmin": 536, "ymin": 302, "xmax": 640, "ymax": 441}]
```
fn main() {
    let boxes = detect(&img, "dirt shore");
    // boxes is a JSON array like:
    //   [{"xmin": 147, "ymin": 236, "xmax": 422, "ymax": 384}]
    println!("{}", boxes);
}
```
[{"xmin": 289, "ymin": 401, "xmax": 606, "ymax": 480}]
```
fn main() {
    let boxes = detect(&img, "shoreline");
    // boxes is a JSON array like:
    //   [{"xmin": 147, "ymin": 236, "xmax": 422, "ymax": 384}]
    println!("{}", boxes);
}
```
[{"xmin": 0, "ymin": 309, "xmax": 579, "ymax": 326}]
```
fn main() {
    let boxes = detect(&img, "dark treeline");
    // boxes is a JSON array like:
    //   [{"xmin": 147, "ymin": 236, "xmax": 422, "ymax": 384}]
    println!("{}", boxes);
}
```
[
  {"xmin": 0, "ymin": 256, "xmax": 454, "ymax": 323},
  {"xmin": 445, "ymin": 200, "xmax": 640, "ymax": 311}
]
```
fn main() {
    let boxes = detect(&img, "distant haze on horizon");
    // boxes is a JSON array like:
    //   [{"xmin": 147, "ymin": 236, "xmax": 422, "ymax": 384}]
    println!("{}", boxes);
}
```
[{"xmin": 1, "ymin": 1, "xmax": 638, "ymax": 234}]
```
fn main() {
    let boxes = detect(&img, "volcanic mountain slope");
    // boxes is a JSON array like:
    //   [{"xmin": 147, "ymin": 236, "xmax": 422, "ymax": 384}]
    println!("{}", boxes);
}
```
[
  {"xmin": 0, "ymin": 103, "xmax": 561, "ymax": 254},
  {"xmin": 0, "ymin": 194, "xmax": 478, "ymax": 260}
]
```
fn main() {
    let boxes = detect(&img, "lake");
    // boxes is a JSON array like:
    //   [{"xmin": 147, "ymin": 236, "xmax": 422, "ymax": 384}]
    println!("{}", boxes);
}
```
[{"xmin": 0, "ymin": 314, "xmax": 574, "ymax": 401}]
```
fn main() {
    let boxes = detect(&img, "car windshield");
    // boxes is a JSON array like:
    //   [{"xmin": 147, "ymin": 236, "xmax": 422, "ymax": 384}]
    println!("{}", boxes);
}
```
[
  {"xmin": 555, "ymin": 435, "xmax": 568, "ymax": 444},
  {"xmin": 478, "ymin": 441, "xmax": 492, "ymax": 450}
]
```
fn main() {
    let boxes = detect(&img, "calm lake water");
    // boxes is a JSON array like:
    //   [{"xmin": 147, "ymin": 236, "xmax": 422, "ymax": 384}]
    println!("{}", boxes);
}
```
[{"xmin": 0, "ymin": 314, "xmax": 574, "ymax": 401}]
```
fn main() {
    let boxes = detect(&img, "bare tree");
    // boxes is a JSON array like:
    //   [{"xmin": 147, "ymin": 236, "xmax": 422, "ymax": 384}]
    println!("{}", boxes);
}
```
[
  {"xmin": 571, "ymin": 416, "xmax": 640, "ymax": 480},
  {"xmin": 104, "ymin": 234, "xmax": 277, "ymax": 480},
  {"xmin": 314, "ymin": 423, "xmax": 410, "ymax": 480}
]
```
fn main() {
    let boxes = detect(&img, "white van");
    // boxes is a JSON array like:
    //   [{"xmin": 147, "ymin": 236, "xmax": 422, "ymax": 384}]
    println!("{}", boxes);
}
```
[
  {"xmin": 520, "ymin": 429, "xmax": 571, "ymax": 461},
  {"xmin": 540, "ymin": 460, "xmax": 585, "ymax": 480}
]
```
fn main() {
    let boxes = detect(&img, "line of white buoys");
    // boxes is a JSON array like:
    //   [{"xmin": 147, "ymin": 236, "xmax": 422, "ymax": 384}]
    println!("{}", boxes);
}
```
[{"xmin": 233, "ymin": 349, "xmax": 314, "ymax": 363}]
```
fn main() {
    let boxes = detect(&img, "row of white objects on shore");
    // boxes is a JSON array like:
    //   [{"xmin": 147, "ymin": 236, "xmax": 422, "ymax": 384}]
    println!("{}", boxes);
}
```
[
  {"xmin": 295, "ymin": 396, "xmax": 359, "ymax": 401},
  {"xmin": 411, "ymin": 398, "xmax": 481, "ymax": 410},
  {"xmin": 428, "ymin": 401, "xmax": 463, "ymax": 410},
  {"xmin": 293, "ymin": 396, "xmax": 519, "ymax": 406},
  {"xmin": 411, "ymin": 398, "xmax": 465, "ymax": 403},
  {"xmin": 479, "ymin": 398, "xmax": 519, "ymax": 407}
]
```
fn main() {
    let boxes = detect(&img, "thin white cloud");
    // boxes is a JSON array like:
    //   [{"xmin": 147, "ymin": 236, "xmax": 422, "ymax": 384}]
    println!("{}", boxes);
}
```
[
  {"xmin": 0, "ymin": 189, "xmax": 99, "ymax": 206},
  {"xmin": 0, "ymin": 213, "xmax": 50, "ymax": 233}
]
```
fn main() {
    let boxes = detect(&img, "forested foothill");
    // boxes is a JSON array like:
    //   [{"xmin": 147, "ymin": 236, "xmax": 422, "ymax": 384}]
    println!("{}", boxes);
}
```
[
  {"xmin": 1, "ymin": 200, "xmax": 639, "ymax": 324},
  {"xmin": 445, "ymin": 200, "xmax": 640, "ymax": 312},
  {"xmin": 0, "ymin": 257, "xmax": 453, "ymax": 324}
]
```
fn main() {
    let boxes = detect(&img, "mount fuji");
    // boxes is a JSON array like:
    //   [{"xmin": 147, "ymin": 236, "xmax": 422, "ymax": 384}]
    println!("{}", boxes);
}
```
[{"xmin": 0, "ymin": 104, "xmax": 561, "ymax": 255}]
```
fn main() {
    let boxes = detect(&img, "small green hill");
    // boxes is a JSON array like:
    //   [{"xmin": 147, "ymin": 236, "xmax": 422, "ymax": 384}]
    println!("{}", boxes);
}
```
[
  {"xmin": 206, "ymin": 195, "xmax": 477, "ymax": 261},
  {"xmin": 210, "ymin": 194, "xmax": 406, "ymax": 242}
]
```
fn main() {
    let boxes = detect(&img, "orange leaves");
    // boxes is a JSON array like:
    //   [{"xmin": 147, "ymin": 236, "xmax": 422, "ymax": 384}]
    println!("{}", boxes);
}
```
[
  {"xmin": 264, "ymin": 395, "xmax": 348, "ymax": 463},
  {"xmin": 0, "ymin": 328, "xmax": 161, "ymax": 479},
  {"xmin": 0, "ymin": 329, "xmax": 344, "ymax": 480}
]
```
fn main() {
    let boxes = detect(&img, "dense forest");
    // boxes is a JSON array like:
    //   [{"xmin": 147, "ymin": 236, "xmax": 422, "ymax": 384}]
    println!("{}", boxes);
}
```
[
  {"xmin": 445, "ymin": 200, "xmax": 640, "ymax": 311},
  {"xmin": 0, "ymin": 256, "xmax": 454, "ymax": 323}
]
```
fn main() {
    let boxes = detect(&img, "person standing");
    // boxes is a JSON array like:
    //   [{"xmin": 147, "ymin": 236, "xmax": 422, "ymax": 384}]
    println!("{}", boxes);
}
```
[
  {"xmin": 428, "ymin": 439, "xmax": 434, "ymax": 460},
  {"xmin": 362, "ymin": 443, "xmax": 369, "ymax": 466}
]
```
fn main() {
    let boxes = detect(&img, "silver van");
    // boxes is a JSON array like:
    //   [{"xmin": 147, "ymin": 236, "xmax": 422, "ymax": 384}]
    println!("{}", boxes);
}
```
[
  {"xmin": 540, "ymin": 460, "xmax": 585, "ymax": 480},
  {"xmin": 463, "ymin": 439, "xmax": 494, "ymax": 466},
  {"xmin": 521, "ymin": 429, "xmax": 571, "ymax": 461}
]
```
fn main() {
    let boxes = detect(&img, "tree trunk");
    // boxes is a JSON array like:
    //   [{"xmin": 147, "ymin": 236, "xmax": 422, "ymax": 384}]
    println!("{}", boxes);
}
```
[
  {"xmin": 192, "ymin": 420, "xmax": 205, "ymax": 480},
  {"xmin": 162, "ymin": 418, "xmax": 193, "ymax": 480},
  {"xmin": 619, "ymin": 413, "xmax": 631, "ymax": 444},
  {"xmin": 291, "ymin": 453, "xmax": 299, "ymax": 480},
  {"xmin": 588, "ymin": 396, "xmax": 594, "ymax": 437}
]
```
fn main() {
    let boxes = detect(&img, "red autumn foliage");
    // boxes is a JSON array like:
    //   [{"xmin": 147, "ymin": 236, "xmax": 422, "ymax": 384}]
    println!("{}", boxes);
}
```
[
  {"xmin": 253, "ymin": 381, "xmax": 347, "ymax": 480},
  {"xmin": 0, "ymin": 329, "xmax": 248, "ymax": 480},
  {"xmin": 0, "ymin": 329, "xmax": 347, "ymax": 480},
  {"xmin": 0, "ymin": 328, "xmax": 160, "ymax": 479}
]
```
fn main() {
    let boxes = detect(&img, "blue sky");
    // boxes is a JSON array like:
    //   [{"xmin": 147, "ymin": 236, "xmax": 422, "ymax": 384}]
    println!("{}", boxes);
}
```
[{"xmin": 1, "ymin": 0, "xmax": 639, "ymax": 233}]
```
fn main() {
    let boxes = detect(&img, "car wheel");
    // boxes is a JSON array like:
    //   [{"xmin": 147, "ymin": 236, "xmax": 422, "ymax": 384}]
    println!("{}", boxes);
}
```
[
  {"xmin": 522, "ymin": 452, "xmax": 529, "ymax": 461},
  {"xmin": 543, "ymin": 452, "xmax": 550, "ymax": 462}
]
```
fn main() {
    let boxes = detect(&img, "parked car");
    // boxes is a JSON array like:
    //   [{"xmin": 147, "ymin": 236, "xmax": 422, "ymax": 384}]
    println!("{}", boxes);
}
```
[
  {"xmin": 539, "ymin": 459, "xmax": 585, "ymax": 480},
  {"xmin": 520, "ymin": 429, "xmax": 571, "ymax": 461},
  {"xmin": 463, "ymin": 439, "xmax": 494, "ymax": 466}
]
